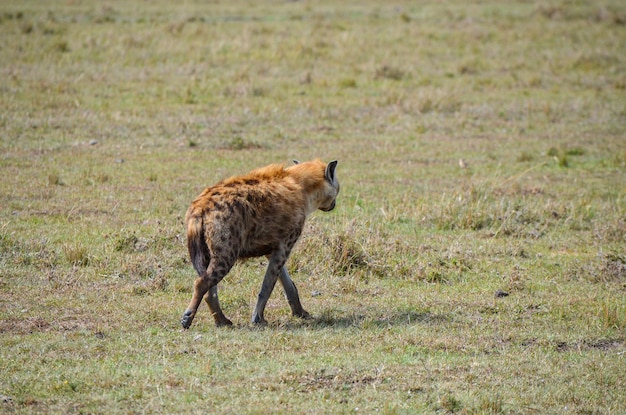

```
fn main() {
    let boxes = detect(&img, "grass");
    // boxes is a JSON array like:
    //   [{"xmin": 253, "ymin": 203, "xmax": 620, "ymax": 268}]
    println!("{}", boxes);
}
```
[{"xmin": 1, "ymin": 0, "xmax": 625, "ymax": 413}]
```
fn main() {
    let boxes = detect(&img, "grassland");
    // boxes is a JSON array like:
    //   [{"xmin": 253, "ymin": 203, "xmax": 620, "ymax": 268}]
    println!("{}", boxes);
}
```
[{"xmin": 1, "ymin": 0, "xmax": 625, "ymax": 413}]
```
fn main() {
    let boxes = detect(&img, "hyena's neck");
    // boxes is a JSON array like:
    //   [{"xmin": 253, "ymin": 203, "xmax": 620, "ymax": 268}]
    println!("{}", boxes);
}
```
[{"xmin": 301, "ymin": 188, "xmax": 324, "ymax": 215}]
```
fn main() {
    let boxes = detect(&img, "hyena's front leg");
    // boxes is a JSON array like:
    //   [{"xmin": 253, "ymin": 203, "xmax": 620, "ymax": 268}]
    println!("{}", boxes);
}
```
[
  {"xmin": 279, "ymin": 266, "xmax": 311, "ymax": 319},
  {"xmin": 252, "ymin": 251, "xmax": 287, "ymax": 325}
]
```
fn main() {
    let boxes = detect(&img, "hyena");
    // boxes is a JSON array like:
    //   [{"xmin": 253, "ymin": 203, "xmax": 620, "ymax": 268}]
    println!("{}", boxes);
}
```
[{"xmin": 181, "ymin": 159, "xmax": 339, "ymax": 329}]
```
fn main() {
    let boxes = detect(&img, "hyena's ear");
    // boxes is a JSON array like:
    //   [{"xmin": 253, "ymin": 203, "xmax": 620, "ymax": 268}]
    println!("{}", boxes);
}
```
[
  {"xmin": 292, "ymin": 160, "xmax": 300, "ymax": 165},
  {"xmin": 325, "ymin": 160, "xmax": 338, "ymax": 185}
]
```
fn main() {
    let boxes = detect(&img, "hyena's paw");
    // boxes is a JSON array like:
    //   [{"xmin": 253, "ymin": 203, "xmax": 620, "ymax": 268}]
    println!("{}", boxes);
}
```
[
  {"xmin": 215, "ymin": 317, "xmax": 233, "ymax": 327},
  {"xmin": 294, "ymin": 309, "xmax": 312, "ymax": 320},
  {"xmin": 251, "ymin": 314, "xmax": 268, "ymax": 326},
  {"xmin": 181, "ymin": 310, "xmax": 195, "ymax": 329}
]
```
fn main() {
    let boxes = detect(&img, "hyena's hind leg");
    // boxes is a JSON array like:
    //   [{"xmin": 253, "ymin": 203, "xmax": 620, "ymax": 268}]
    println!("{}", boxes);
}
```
[
  {"xmin": 204, "ymin": 285, "xmax": 233, "ymax": 327},
  {"xmin": 181, "ymin": 257, "xmax": 235, "ymax": 329},
  {"xmin": 279, "ymin": 266, "xmax": 311, "ymax": 319}
]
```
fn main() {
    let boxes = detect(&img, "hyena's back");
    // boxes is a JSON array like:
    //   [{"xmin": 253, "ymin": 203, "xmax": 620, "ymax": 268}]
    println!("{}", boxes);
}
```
[{"xmin": 185, "ymin": 163, "xmax": 308, "ymax": 264}]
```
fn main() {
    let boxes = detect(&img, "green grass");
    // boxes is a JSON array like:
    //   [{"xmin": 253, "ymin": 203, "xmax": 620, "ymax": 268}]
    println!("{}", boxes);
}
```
[{"xmin": 1, "ymin": 0, "xmax": 625, "ymax": 413}]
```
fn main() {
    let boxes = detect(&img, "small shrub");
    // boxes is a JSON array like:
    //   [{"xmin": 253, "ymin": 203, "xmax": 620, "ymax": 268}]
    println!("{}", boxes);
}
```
[
  {"xmin": 329, "ymin": 232, "xmax": 369, "ymax": 276},
  {"xmin": 439, "ymin": 393, "xmax": 462, "ymax": 413},
  {"xmin": 228, "ymin": 136, "xmax": 247, "ymax": 150},
  {"xmin": 517, "ymin": 151, "xmax": 534, "ymax": 162},
  {"xmin": 223, "ymin": 136, "xmax": 264, "ymax": 151},
  {"xmin": 20, "ymin": 21, "xmax": 34, "ymax": 34},
  {"xmin": 547, "ymin": 147, "xmax": 559, "ymax": 157},
  {"xmin": 54, "ymin": 41, "xmax": 70, "ymax": 53},
  {"xmin": 252, "ymin": 87, "xmax": 268, "ymax": 97},
  {"xmin": 599, "ymin": 252, "xmax": 626, "ymax": 281},
  {"xmin": 535, "ymin": 4, "xmax": 563, "ymax": 20},
  {"xmin": 184, "ymin": 87, "xmax": 196, "ymax": 104},
  {"xmin": 48, "ymin": 173, "xmax": 63, "ymax": 186},
  {"xmin": 95, "ymin": 173, "xmax": 109, "ymax": 183},
  {"xmin": 114, "ymin": 234, "xmax": 139, "ymax": 253},
  {"xmin": 375, "ymin": 65, "xmax": 404, "ymax": 81},
  {"xmin": 300, "ymin": 71, "xmax": 312, "ymax": 84},
  {"xmin": 64, "ymin": 245, "xmax": 89, "ymax": 267},
  {"xmin": 339, "ymin": 78, "xmax": 357, "ymax": 88},
  {"xmin": 426, "ymin": 269, "xmax": 447, "ymax": 284},
  {"xmin": 3, "ymin": 11, "xmax": 24, "ymax": 21},
  {"xmin": 599, "ymin": 302, "xmax": 625, "ymax": 330},
  {"xmin": 478, "ymin": 395, "xmax": 504, "ymax": 413},
  {"xmin": 565, "ymin": 147, "xmax": 585, "ymax": 156},
  {"xmin": 418, "ymin": 98, "xmax": 434, "ymax": 114}
]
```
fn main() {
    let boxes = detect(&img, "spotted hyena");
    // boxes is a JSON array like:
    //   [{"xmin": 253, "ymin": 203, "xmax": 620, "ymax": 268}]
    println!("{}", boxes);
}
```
[{"xmin": 181, "ymin": 159, "xmax": 339, "ymax": 329}]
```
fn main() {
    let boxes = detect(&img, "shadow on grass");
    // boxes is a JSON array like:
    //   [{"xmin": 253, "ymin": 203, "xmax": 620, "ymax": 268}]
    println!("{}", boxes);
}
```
[{"xmin": 277, "ymin": 307, "xmax": 452, "ymax": 330}]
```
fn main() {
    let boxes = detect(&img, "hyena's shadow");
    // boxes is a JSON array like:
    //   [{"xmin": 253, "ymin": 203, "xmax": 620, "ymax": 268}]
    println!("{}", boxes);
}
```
[{"xmin": 277, "ymin": 307, "xmax": 451, "ymax": 330}]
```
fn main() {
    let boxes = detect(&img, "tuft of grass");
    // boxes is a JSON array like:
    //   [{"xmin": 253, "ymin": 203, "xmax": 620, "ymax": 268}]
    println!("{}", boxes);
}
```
[
  {"xmin": 439, "ymin": 393, "xmax": 463, "ymax": 413},
  {"xmin": 63, "ymin": 245, "xmax": 89, "ymax": 267},
  {"xmin": 223, "ymin": 136, "xmax": 264, "ymax": 151},
  {"xmin": 375, "ymin": 65, "xmax": 405, "ymax": 81},
  {"xmin": 114, "ymin": 234, "xmax": 139, "ymax": 253},
  {"xmin": 516, "ymin": 151, "xmax": 534, "ymax": 162},
  {"xmin": 599, "ymin": 302, "xmax": 625, "ymax": 330},
  {"xmin": 19, "ymin": 21, "xmax": 33, "ymax": 34},
  {"xmin": 547, "ymin": 147, "xmax": 559, "ymax": 157},
  {"xmin": 48, "ymin": 173, "xmax": 64, "ymax": 186},
  {"xmin": 478, "ymin": 395, "xmax": 504, "ymax": 413},
  {"xmin": 565, "ymin": 147, "xmax": 585, "ymax": 156},
  {"xmin": 54, "ymin": 40, "xmax": 70, "ymax": 53},
  {"xmin": 328, "ymin": 232, "xmax": 370, "ymax": 276},
  {"xmin": 339, "ymin": 78, "xmax": 357, "ymax": 88},
  {"xmin": 252, "ymin": 86, "xmax": 268, "ymax": 97}
]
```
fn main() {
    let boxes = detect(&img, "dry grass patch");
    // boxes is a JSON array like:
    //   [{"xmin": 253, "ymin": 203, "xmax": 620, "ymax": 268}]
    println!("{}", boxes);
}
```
[{"xmin": 1, "ymin": 0, "xmax": 625, "ymax": 413}]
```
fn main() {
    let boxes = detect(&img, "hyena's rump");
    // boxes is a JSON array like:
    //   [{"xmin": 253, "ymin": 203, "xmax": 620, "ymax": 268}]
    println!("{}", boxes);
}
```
[{"xmin": 181, "ymin": 159, "xmax": 339, "ymax": 329}]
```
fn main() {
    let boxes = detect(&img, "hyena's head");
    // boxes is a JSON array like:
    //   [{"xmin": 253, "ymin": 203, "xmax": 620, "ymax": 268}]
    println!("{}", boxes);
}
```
[{"xmin": 291, "ymin": 159, "xmax": 340, "ymax": 214}]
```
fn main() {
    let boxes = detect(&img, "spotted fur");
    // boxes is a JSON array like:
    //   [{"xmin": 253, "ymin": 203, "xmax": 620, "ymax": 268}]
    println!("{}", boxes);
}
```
[{"xmin": 181, "ymin": 159, "xmax": 339, "ymax": 328}]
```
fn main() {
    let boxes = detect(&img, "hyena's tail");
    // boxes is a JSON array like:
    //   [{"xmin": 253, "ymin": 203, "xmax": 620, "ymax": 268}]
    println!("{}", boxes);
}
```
[{"xmin": 186, "ymin": 215, "xmax": 210, "ymax": 277}]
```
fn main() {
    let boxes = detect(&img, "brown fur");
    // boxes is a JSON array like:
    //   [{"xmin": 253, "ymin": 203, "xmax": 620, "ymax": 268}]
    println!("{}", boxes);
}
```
[{"xmin": 181, "ymin": 159, "xmax": 339, "ymax": 328}]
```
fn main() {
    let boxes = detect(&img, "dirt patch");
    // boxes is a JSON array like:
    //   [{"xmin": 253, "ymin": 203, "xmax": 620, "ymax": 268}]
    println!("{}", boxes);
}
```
[
  {"xmin": 279, "ymin": 367, "xmax": 383, "ymax": 393},
  {"xmin": 0, "ymin": 314, "xmax": 95, "ymax": 335},
  {"xmin": 0, "ymin": 316, "xmax": 50, "ymax": 335},
  {"xmin": 555, "ymin": 338, "xmax": 624, "ymax": 353}
]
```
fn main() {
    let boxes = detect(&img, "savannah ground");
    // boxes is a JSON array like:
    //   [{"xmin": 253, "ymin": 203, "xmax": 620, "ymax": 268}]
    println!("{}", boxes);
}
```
[{"xmin": 0, "ymin": 0, "xmax": 625, "ymax": 413}]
